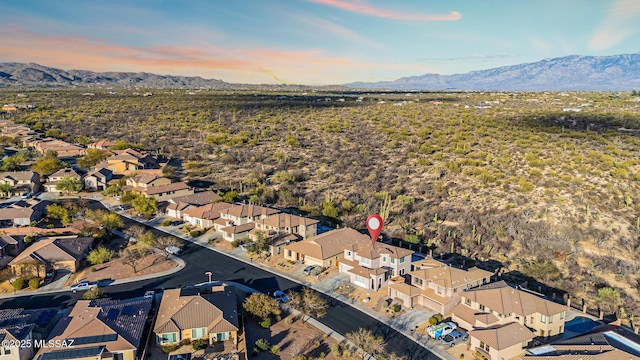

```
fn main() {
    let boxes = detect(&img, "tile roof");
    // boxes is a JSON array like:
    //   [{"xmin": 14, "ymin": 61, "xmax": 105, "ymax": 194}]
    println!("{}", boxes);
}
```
[
  {"xmin": 10, "ymin": 236, "xmax": 93, "ymax": 265},
  {"xmin": 0, "ymin": 207, "xmax": 35, "ymax": 220},
  {"xmin": 220, "ymin": 222, "xmax": 256, "ymax": 234},
  {"xmin": 143, "ymin": 182, "xmax": 190, "ymax": 196},
  {"xmin": 154, "ymin": 286, "xmax": 239, "ymax": 335},
  {"xmin": 469, "ymin": 322, "xmax": 535, "ymax": 350},
  {"xmin": 221, "ymin": 204, "xmax": 280, "ymax": 219},
  {"xmin": 130, "ymin": 173, "xmax": 160, "ymax": 184},
  {"xmin": 49, "ymin": 168, "xmax": 81, "ymax": 179},
  {"xmin": 389, "ymin": 283, "xmax": 422, "ymax": 298},
  {"xmin": 452, "ymin": 303, "xmax": 499, "ymax": 326},
  {"xmin": 0, "ymin": 171, "xmax": 38, "ymax": 182},
  {"xmin": 168, "ymin": 191, "xmax": 221, "ymax": 206},
  {"xmin": 256, "ymin": 213, "xmax": 319, "ymax": 229},
  {"xmin": 348, "ymin": 239, "xmax": 414, "ymax": 260},
  {"xmin": 346, "ymin": 265, "xmax": 387, "ymax": 278},
  {"xmin": 183, "ymin": 202, "xmax": 233, "ymax": 220},
  {"xmin": 410, "ymin": 259, "xmax": 492, "ymax": 289},
  {"xmin": 0, "ymin": 235, "xmax": 22, "ymax": 246},
  {"xmin": 463, "ymin": 281, "xmax": 567, "ymax": 317},
  {"xmin": 283, "ymin": 227, "xmax": 369, "ymax": 260}
]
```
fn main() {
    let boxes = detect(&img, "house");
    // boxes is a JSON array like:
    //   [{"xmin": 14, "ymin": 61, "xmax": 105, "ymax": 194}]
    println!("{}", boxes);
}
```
[
  {"xmin": 469, "ymin": 322, "xmax": 536, "ymax": 360},
  {"xmin": 125, "ymin": 174, "xmax": 172, "ymax": 189},
  {"xmin": 43, "ymin": 168, "xmax": 83, "ymax": 193},
  {"xmin": 0, "ymin": 235, "xmax": 26, "ymax": 268},
  {"xmin": 339, "ymin": 239, "xmax": 413, "ymax": 291},
  {"xmin": 220, "ymin": 223, "xmax": 255, "ymax": 242},
  {"xmin": 141, "ymin": 182, "xmax": 193, "ymax": 202},
  {"xmin": 522, "ymin": 324, "xmax": 640, "ymax": 359},
  {"xmin": 216, "ymin": 204, "xmax": 280, "ymax": 230},
  {"xmin": 102, "ymin": 148, "xmax": 167, "ymax": 175},
  {"xmin": 84, "ymin": 168, "xmax": 113, "ymax": 192},
  {"xmin": 166, "ymin": 191, "xmax": 222, "ymax": 219},
  {"xmin": 9, "ymin": 235, "xmax": 94, "ymax": 277},
  {"xmin": 452, "ymin": 281, "xmax": 568, "ymax": 338},
  {"xmin": 0, "ymin": 199, "xmax": 50, "ymax": 227},
  {"xmin": 182, "ymin": 202, "xmax": 233, "ymax": 229},
  {"xmin": 254, "ymin": 213, "xmax": 319, "ymax": 239},
  {"xmin": 0, "ymin": 307, "xmax": 60, "ymax": 360},
  {"xmin": 87, "ymin": 140, "xmax": 116, "ymax": 150},
  {"xmin": 388, "ymin": 258, "xmax": 493, "ymax": 314},
  {"xmin": 29, "ymin": 137, "xmax": 86, "ymax": 158},
  {"xmin": 283, "ymin": 227, "xmax": 369, "ymax": 268},
  {"xmin": 36, "ymin": 297, "xmax": 152, "ymax": 360},
  {"xmin": 154, "ymin": 285, "xmax": 239, "ymax": 350},
  {"xmin": 0, "ymin": 171, "xmax": 41, "ymax": 195}
]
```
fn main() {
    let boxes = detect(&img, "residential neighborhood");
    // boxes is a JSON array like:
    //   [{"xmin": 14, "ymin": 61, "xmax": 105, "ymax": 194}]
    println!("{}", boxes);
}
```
[{"xmin": 1, "ymin": 117, "xmax": 639, "ymax": 360}]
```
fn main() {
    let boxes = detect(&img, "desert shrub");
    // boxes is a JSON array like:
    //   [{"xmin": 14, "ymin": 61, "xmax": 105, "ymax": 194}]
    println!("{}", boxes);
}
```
[
  {"xmin": 270, "ymin": 345, "xmax": 280, "ymax": 355},
  {"xmin": 24, "ymin": 235, "xmax": 36, "ymax": 244},
  {"xmin": 382, "ymin": 298, "xmax": 391, "ymax": 308},
  {"xmin": 330, "ymin": 344, "xmax": 342, "ymax": 356},
  {"xmin": 314, "ymin": 340, "xmax": 321, "ymax": 347},
  {"xmin": 12, "ymin": 277, "xmax": 25, "ymax": 291},
  {"xmin": 320, "ymin": 352, "xmax": 325, "ymax": 358},
  {"xmin": 161, "ymin": 344, "xmax": 179, "ymax": 354},
  {"xmin": 259, "ymin": 317, "xmax": 272, "ymax": 328},
  {"xmin": 433, "ymin": 313, "xmax": 443, "ymax": 322},
  {"xmin": 393, "ymin": 304, "xmax": 401, "ymax": 312},
  {"xmin": 91, "ymin": 267, "xmax": 97, "ymax": 272},
  {"xmin": 428, "ymin": 316, "xmax": 438, "ymax": 325},
  {"xmin": 192, "ymin": 338, "xmax": 208, "ymax": 350},
  {"xmin": 161, "ymin": 220, "xmax": 172, "ymax": 226},
  {"xmin": 255, "ymin": 339, "xmax": 270, "ymax": 351},
  {"xmin": 83, "ymin": 287, "xmax": 105, "ymax": 300},
  {"xmin": 342, "ymin": 349, "xmax": 351, "ymax": 358},
  {"xmin": 190, "ymin": 229, "xmax": 203, "ymax": 237},
  {"xmin": 28, "ymin": 277, "xmax": 40, "ymax": 289},
  {"xmin": 231, "ymin": 239, "xmax": 242, "ymax": 248}
]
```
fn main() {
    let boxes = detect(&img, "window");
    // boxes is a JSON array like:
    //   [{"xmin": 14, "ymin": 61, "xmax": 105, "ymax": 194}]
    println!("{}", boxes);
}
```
[
  {"xmin": 541, "ymin": 314, "xmax": 547, "ymax": 323},
  {"xmin": 479, "ymin": 342, "xmax": 490, "ymax": 351},
  {"xmin": 465, "ymin": 298, "xmax": 471, "ymax": 306},
  {"xmin": 399, "ymin": 257, "xmax": 405, "ymax": 263},
  {"xmin": 437, "ymin": 286, "xmax": 443, "ymax": 294},
  {"xmin": 192, "ymin": 327, "xmax": 207, "ymax": 339},
  {"xmin": 361, "ymin": 258, "xmax": 370, "ymax": 265},
  {"xmin": 391, "ymin": 258, "xmax": 395, "ymax": 264},
  {"xmin": 549, "ymin": 315, "xmax": 553, "ymax": 324},
  {"xmin": 560, "ymin": 311, "xmax": 565, "ymax": 319},
  {"xmin": 216, "ymin": 332, "xmax": 229, "ymax": 341},
  {"xmin": 4, "ymin": 347, "xmax": 12, "ymax": 355},
  {"xmin": 479, "ymin": 304, "xmax": 485, "ymax": 311},
  {"xmin": 347, "ymin": 251, "xmax": 351, "ymax": 256},
  {"xmin": 415, "ymin": 278, "xmax": 423, "ymax": 286},
  {"xmin": 158, "ymin": 333, "xmax": 177, "ymax": 344},
  {"xmin": 521, "ymin": 341, "xmax": 527, "ymax": 348},
  {"xmin": 356, "ymin": 275, "xmax": 364, "ymax": 283},
  {"xmin": 382, "ymin": 256, "xmax": 387, "ymax": 262},
  {"xmin": 113, "ymin": 353, "xmax": 124, "ymax": 360}
]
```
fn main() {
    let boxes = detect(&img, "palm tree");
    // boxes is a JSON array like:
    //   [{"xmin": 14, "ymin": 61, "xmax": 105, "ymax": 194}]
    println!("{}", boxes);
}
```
[{"xmin": 55, "ymin": 176, "xmax": 83, "ymax": 195}]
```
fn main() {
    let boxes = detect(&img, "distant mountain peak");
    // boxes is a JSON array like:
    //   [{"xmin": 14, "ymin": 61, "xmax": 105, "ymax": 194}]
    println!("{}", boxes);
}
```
[{"xmin": 346, "ymin": 53, "xmax": 640, "ymax": 91}]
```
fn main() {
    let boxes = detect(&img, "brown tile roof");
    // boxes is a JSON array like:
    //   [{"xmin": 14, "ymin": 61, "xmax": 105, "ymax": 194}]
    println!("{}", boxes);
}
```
[
  {"xmin": 221, "ymin": 204, "xmax": 280, "ymax": 219},
  {"xmin": 346, "ymin": 265, "xmax": 387, "ymax": 278},
  {"xmin": 348, "ymin": 239, "xmax": 413, "ymax": 259},
  {"xmin": 143, "ymin": 182, "xmax": 190, "ymax": 196},
  {"xmin": 89, "ymin": 140, "xmax": 115, "ymax": 148},
  {"xmin": 113, "ymin": 148, "xmax": 144, "ymax": 158},
  {"xmin": 0, "ymin": 207, "xmax": 35, "ymax": 220},
  {"xmin": 452, "ymin": 303, "xmax": 499, "ymax": 327},
  {"xmin": 0, "ymin": 171, "xmax": 38, "ymax": 182},
  {"xmin": 221, "ymin": 222, "xmax": 256, "ymax": 234},
  {"xmin": 49, "ymin": 168, "xmax": 81, "ymax": 179},
  {"xmin": 169, "ymin": 191, "xmax": 221, "ymax": 206},
  {"xmin": 183, "ymin": 202, "xmax": 233, "ymax": 220},
  {"xmin": 9, "ymin": 236, "xmax": 93, "ymax": 265},
  {"xmin": 154, "ymin": 286, "xmax": 239, "ymax": 335},
  {"xmin": 283, "ymin": 227, "xmax": 369, "ymax": 260},
  {"xmin": 130, "ymin": 173, "xmax": 160, "ymax": 185},
  {"xmin": 0, "ymin": 235, "xmax": 21, "ymax": 246},
  {"xmin": 256, "ymin": 213, "xmax": 318, "ymax": 229},
  {"xmin": 389, "ymin": 283, "xmax": 421, "ymax": 298},
  {"xmin": 464, "ymin": 281, "xmax": 567, "ymax": 317},
  {"xmin": 87, "ymin": 168, "xmax": 112, "ymax": 179},
  {"xmin": 410, "ymin": 259, "xmax": 492, "ymax": 289},
  {"xmin": 469, "ymin": 322, "xmax": 535, "ymax": 350}
]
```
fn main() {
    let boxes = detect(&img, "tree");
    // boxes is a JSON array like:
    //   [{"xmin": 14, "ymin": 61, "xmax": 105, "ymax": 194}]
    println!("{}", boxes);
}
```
[
  {"xmin": 31, "ymin": 153, "xmax": 65, "ymax": 177},
  {"xmin": 243, "ymin": 293, "xmax": 281, "ymax": 320},
  {"xmin": 132, "ymin": 195, "xmax": 158, "ymax": 217},
  {"xmin": 124, "ymin": 225, "xmax": 146, "ymax": 239},
  {"xmin": 246, "ymin": 232, "xmax": 268, "ymax": 254},
  {"xmin": 156, "ymin": 236, "xmax": 183, "ymax": 258},
  {"xmin": 87, "ymin": 246, "xmax": 115, "ymax": 265},
  {"xmin": 83, "ymin": 287, "xmax": 105, "ymax": 300},
  {"xmin": 221, "ymin": 190, "xmax": 239, "ymax": 203},
  {"xmin": 137, "ymin": 231, "xmax": 156, "ymax": 247},
  {"xmin": 287, "ymin": 288, "xmax": 328, "ymax": 322},
  {"xmin": 322, "ymin": 199, "xmax": 339, "ymax": 219},
  {"xmin": 345, "ymin": 328, "xmax": 386, "ymax": 359},
  {"xmin": 120, "ymin": 248, "xmax": 147, "ymax": 273},
  {"xmin": 86, "ymin": 209, "xmax": 124, "ymax": 232},
  {"xmin": 55, "ymin": 176, "xmax": 83, "ymax": 194},
  {"xmin": 0, "ymin": 183, "xmax": 13, "ymax": 198},
  {"xmin": 1, "ymin": 153, "xmax": 25, "ymax": 171},
  {"xmin": 46, "ymin": 203, "xmax": 73, "ymax": 225},
  {"xmin": 77, "ymin": 148, "xmax": 108, "ymax": 169},
  {"xmin": 521, "ymin": 261, "xmax": 563, "ymax": 285},
  {"xmin": 102, "ymin": 184, "xmax": 122, "ymax": 197},
  {"xmin": 597, "ymin": 287, "xmax": 621, "ymax": 315}
]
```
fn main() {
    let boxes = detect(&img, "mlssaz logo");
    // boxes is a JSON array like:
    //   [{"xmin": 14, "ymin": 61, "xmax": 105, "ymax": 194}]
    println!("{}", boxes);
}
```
[{"xmin": 34, "ymin": 339, "xmax": 75, "ymax": 348}]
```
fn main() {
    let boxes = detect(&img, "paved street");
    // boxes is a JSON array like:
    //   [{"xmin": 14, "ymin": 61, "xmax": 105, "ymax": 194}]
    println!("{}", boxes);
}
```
[{"xmin": 0, "ymin": 199, "xmax": 446, "ymax": 359}]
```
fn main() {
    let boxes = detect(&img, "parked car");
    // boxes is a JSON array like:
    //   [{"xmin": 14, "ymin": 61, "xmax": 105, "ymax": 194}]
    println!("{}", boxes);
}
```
[
  {"xmin": 20, "ymin": 192, "xmax": 32, "ymax": 199},
  {"xmin": 273, "ymin": 290, "xmax": 289, "ymax": 303},
  {"xmin": 427, "ymin": 322, "xmax": 457, "ymax": 340},
  {"xmin": 170, "ymin": 220, "xmax": 183, "ymax": 226},
  {"xmin": 44, "ymin": 269, "xmax": 57, "ymax": 283},
  {"xmin": 70, "ymin": 280, "xmax": 97, "ymax": 293},
  {"xmin": 143, "ymin": 290, "xmax": 155, "ymax": 299},
  {"xmin": 165, "ymin": 246, "xmax": 181, "ymax": 255},
  {"xmin": 303, "ymin": 265, "xmax": 316, "ymax": 275},
  {"xmin": 441, "ymin": 330, "xmax": 468, "ymax": 346}
]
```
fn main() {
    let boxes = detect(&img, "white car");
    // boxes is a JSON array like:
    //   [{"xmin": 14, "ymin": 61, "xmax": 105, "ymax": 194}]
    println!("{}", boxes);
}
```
[
  {"xmin": 70, "ymin": 281, "xmax": 97, "ymax": 293},
  {"xmin": 427, "ymin": 322, "xmax": 457, "ymax": 340},
  {"xmin": 165, "ymin": 246, "xmax": 181, "ymax": 255}
]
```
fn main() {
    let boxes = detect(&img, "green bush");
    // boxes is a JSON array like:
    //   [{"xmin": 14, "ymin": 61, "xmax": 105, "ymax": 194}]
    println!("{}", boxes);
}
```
[
  {"xmin": 252, "ymin": 347, "xmax": 259, "ymax": 356},
  {"xmin": 320, "ymin": 352, "xmax": 325, "ymax": 358},
  {"xmin": 255, "ymin": 338, "xmax": 270, "ymax": 351},
  {"xmin": 24, "ymin": 235, "xmax": 36, "ymax": 244},
  {"xmin": 12, "ymin": 277, "xmax": 25, "ymax": 291},
  {"xmin": 393, "ymin": 304, "xmax": 401, "ymax": 312},
  {"xmin": 192, "ymin": 338, "xmax": 208, "ymax": 350},
  {"xmin": 270, "ymin": 345, "xmax": 280, "ymax": 355},
  {"xmin": 28, "ymin": 277, "xmax": 40, "ymax": 290},
  {"xmin": 382, "ymin": 299, "xmax": 391, "ymax": 308},
  {"xmin": 46, "ymin": 224, "xmax": 55, "ymax": 229},
  {"xmin": 428, "ymin": 316, "xmax": 438, "ymax": 325},
  {"xmin": 259, "ymin": 317, "xmax": 272, "ymax": 328},
  {"xmin": 434, "ymin": 313, "xmax": 443, "ymax": 323},
  {"xmin": 190, "ymin": 229, "xmax": 203, "ymax": 238},
  {"xmin": 161, "ymin": 220, "xmax": 172, "ymax": 226},
  {"xmin": 91, "ymin": 267, "xmax": 97, "ymax": 272},
  {"xmin": 83, "ymin": 287, "xmax": 105, "ymax": 300},
  {"xmin": 161, "ymin": 344, "xmax": 179, "ymax": 354},
  {"xmin": 231, "ymin": 239, "xmax": 242, "ymax": 248}
]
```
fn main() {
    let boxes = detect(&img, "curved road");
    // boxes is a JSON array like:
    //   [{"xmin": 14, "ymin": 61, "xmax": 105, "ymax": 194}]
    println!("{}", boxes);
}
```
[{"xmin": 0, "ymin": 201, "xmax": 439, "ymax": 359}]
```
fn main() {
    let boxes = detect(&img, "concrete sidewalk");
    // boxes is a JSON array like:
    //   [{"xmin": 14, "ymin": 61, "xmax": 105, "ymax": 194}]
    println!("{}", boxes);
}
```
[{"xmin": 112, "ymin": 204, "xmax": 455, "ymax": 360}]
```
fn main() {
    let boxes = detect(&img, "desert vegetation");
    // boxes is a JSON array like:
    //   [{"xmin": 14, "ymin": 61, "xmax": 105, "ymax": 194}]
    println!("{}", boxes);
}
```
[{"xmin": 2, "ymin": 89, "xmax": 640, "ymax": 322}]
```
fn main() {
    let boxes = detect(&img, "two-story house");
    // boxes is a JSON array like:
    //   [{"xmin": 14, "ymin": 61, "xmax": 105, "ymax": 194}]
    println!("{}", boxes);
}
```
[
  {"xmin": 154, "ymin": 285, "xmax": 239, "ymax": 350},
  {"xmin": 214, "ymin": 204, "xmax": 280, "ymax": 231},
  {"xmin": 125, "ymin": 174, "xmax": 172, "ymax": 190},
  {"xmin": 166, "ymin": 191, "xmax": 222, "ymax": 219},
  {"xmin": 254, "ymin": 213, "xmax": 319, "ymax": 239},
  {"xmin": 0, "ymin": 235, "xmax": 26, "ymax": 268},
  {"xmin": 388, "ymin": 258, "xmax": 493, "ymax": 314},
  {"xmin": 84, "ymin": 168, "xmax": 113, "ymax": 192},
  {"xmin": 0, "ymin": 171, "xmax": 40, "ymax": 196},
  {"xmin": 284, "ymin": 227, "xmax": 368, "ymax": 268},
  {"xmin": 140, "ymin": 182, "xmax": 193, "ymax": 202},
  {"xmin": 102, "ymin": 148, "xmax": 166, "ymax": 175},
  {"xmin": 182, "ymin": 202, "xmax": 233, "ymax": 229},
  {"xmin": 453, "ymin": 281, "xmax": 568, "ymax": 360},
  {"xmin": 339, "ymin": 239, "xmax": 413, "ymax": 291},
  {"xmin": 0, "ymin": 200, "xmax": 50, "ymax": 227},
  {"xmin": 37, "ymin": 297, "xmax": 152, "ymax": 360},
  {"xmin": 43, "ymin": 168, "xmax": 83, "ymax": 193},
  {"xmin": 0, "ymin": 307, "xmax": 60, "ymax": 360}
]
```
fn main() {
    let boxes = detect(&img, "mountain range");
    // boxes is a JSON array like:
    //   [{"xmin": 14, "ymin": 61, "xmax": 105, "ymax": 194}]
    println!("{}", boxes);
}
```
[
  {"xmin": 347, "ymin": 54, "xmax": 640, "ymax": 91},
  {"xmin": 1, "ymin": 54, "xmax": 640, "ymax": 91}
]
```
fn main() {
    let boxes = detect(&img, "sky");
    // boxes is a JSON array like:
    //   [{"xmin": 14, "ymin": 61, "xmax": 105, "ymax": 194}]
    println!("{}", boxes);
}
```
[{"xmin": 1, "ymin": 0, "xmax": 639, "ymax": 85}]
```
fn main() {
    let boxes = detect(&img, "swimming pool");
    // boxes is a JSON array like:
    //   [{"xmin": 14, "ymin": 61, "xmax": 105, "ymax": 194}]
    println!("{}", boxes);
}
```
[{"xmin": 562, "ymin": 316, "xmax": 601, "ymax": 339}]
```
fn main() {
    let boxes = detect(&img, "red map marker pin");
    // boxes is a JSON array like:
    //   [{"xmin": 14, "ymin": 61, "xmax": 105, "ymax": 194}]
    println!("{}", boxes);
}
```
[{"xmin": 366, "ymin": 214, "xmax": 384, "ymax": 243}]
